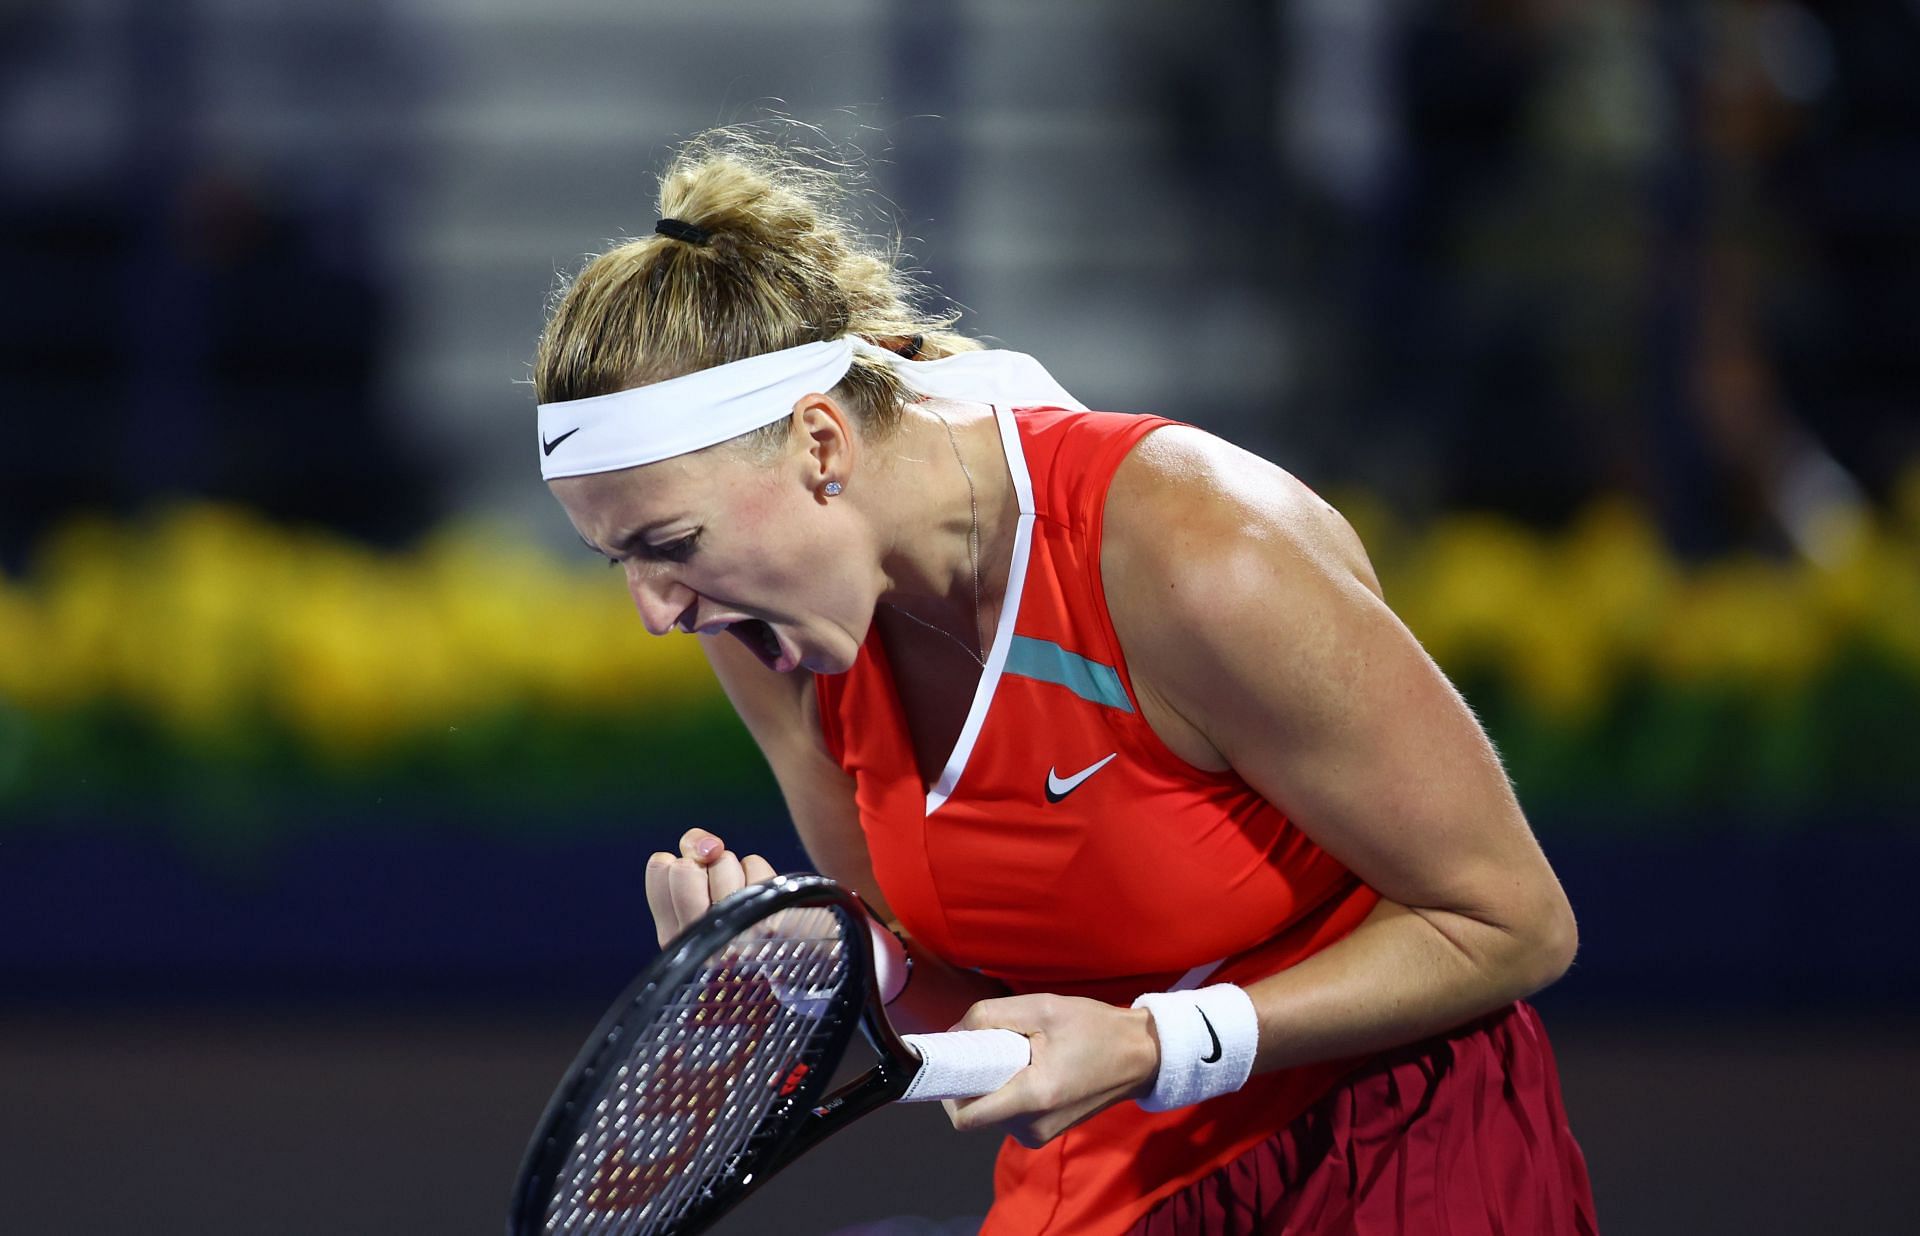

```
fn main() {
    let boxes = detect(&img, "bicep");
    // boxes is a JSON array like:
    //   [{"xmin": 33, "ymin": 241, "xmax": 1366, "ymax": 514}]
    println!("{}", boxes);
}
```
[
  {"xmin": 699, "ymin": 633, "xmax": 893, "ymax": 919},
  {"xmin": 1209, "ymin": 567, "xmax": 1540, "ymax": 924}
]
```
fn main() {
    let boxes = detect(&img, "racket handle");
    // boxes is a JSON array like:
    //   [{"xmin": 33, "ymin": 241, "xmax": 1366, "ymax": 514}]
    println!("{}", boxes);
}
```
[{"xmin": 898, "ymin": 1028, "xmax": 1031, "ymax": 1102}]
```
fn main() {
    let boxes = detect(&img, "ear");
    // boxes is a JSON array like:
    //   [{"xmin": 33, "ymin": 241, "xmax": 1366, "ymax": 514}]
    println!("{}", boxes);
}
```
[{"xmin": 790, "ymin": 392, "xmax": 856, "ymax": 497}]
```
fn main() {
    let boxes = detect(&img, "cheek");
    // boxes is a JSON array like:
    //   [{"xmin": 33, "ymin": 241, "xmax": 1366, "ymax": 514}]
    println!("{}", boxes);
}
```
[
  {"xmin": 747, "ymin": 485, "xmax": 836, "ymax": 569},
  {"xmin": 731, "ymin": 482, "xmax": 783, "ymax": 525},
  {"xmin": 720, "ymin": 482, "xmax": 865, "ymax": 616},
  {"xmin": 762, "ymin": 531, "xmax": 863, "ymax": 618}
]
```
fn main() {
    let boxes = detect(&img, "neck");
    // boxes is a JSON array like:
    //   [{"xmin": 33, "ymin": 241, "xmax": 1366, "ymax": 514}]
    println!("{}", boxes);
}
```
[{"xmin": 872, "ymin": 401, "xmax": 1014, "ymax": 637}]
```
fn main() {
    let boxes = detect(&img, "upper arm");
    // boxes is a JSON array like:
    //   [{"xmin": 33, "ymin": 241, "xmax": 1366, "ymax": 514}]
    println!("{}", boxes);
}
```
[
  {"xmin": 698, "ymin": 632, "xmax": 894, "ymax": 920},
  {"xmin": 1103, "ymin": 428, "xmax": 1572, "ymax": 949}
]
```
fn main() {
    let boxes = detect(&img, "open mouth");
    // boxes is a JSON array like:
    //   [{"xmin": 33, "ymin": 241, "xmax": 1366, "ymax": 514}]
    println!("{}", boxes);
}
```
[{"xmin": 727, "ymin": 618, "xmax": 789, "ymax": 671}]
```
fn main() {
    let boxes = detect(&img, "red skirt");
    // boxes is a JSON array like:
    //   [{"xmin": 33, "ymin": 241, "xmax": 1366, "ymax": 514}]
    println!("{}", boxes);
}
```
[{"xmin": 1126, "ymin": 1003, "xmax": 1597, "ymax": 1235}]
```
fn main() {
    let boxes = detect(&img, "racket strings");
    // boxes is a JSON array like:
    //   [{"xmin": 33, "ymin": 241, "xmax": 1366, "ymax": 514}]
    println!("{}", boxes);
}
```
[
  {"xmin": 543, "ymin": 905, "xmax": 854, "ymax": 1236},
  {"xmin": 552, "ymin": 930, "xmax": 834, "ymax": 1236}
]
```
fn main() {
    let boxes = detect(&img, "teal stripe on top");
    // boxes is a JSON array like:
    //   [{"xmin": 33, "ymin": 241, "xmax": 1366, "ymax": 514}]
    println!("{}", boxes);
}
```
[{"xmin": 1004, "ymin": 635, "xmax": 1135, "ymax": 713}]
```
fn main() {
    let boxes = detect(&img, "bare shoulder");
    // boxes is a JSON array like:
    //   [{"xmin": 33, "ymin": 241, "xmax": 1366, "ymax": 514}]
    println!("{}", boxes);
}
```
[
  {"xmin": 1104, "ymin": 424, "xmax": 1381, "ymax": 609},
  {"xmin": 1100, "ymin": 424, "xmax": 1388, "ymax": 767}
]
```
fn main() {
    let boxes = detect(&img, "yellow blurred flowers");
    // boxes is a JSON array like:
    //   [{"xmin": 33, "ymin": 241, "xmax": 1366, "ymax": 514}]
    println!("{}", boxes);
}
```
[
  {"xmin": 1388, "ymin": 496, "xmax": 1920, "ymax": 722},
  {"xmin": 0, "ymin": 491, "xmax": 1915, "ymax": 804}
]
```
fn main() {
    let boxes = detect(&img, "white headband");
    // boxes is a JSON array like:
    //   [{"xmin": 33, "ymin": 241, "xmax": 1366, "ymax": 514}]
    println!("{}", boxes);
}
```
[
  {"xmin": 535, "ymin": 336, "xmax": 1088, "ymax": 480},
  {"xmin": 536, "ymin": 337, "xmax": 857, "ymax": 480}
]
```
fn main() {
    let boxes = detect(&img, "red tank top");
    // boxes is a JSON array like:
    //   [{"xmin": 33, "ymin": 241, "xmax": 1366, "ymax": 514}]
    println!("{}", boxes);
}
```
[{"xmin": 816, "ymin": 406, "xmax": 1380, "ymax": 1234}]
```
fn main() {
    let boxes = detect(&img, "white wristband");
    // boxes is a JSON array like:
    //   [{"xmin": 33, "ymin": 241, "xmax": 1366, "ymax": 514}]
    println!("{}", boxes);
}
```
[{"xmin": 1130, "ymin": 984, "xmax": 1259, "ymax": 1112}]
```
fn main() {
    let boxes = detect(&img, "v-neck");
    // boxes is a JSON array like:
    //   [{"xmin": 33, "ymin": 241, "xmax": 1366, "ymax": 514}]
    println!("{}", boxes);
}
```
[{"xmin": 866, "ymin": 404, "xmax": 1038, "ymax": 817}]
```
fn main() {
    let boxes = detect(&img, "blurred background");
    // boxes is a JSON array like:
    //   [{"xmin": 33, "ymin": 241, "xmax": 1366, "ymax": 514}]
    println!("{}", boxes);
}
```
[{"xmin": 2, "ymin": 0, "xmax": 1917, "ymax": 1232}]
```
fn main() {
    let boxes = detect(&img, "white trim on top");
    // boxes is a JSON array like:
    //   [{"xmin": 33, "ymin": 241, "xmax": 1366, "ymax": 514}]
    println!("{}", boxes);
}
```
[{"xmin": 926, "ymin": 404, "xmax": 1037, "ymax": 816}]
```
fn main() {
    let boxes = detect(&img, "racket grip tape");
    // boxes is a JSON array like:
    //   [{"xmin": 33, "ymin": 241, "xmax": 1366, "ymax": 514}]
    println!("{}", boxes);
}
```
[{"xmin": 898, "ymin": 1028, "xmax": 1031, "ymax": 1102}]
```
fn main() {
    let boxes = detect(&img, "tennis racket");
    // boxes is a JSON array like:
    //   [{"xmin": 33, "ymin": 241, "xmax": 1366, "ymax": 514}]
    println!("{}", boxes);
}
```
[{"xmin": 508, "ymin": 873, "xmax": 1030, "ymax": 1236}]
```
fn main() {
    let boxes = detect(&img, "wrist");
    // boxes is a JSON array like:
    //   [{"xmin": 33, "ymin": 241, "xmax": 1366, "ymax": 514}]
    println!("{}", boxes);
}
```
[
  {"xmin": 1130, "ymin": 984, "xmax": 1260, "ymax": 1112},
  {"xmin": 1124, "ymin": 1006, "xmax": 1162, "ymax": 1101}
]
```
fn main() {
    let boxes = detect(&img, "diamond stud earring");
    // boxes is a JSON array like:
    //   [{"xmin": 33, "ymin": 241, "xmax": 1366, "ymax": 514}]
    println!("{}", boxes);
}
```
[{"xmin": 823, "ymin": 481, "xmax": 844, "ymax": 497}]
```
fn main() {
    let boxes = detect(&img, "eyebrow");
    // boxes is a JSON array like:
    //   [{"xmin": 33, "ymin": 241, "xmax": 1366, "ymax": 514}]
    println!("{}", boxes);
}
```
[{"xmin": 580, "ymin": 521, "xmax": 680, "ymax": 559}]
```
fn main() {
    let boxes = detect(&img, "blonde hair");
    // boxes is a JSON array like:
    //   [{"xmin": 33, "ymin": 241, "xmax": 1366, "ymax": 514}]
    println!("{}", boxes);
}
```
[{"xmin": 533, "ymin": 126, "xmax": 979, "ymax": 447}]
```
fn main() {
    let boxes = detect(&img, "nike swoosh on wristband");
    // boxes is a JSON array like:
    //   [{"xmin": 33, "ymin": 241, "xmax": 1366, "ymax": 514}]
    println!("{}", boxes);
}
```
[
  {"xmin": 1044, "ymin": 752, "xmax": 1118, "ymax": 803},
  {"xmin": 541, "ymin": 427, "xmax": 580, "ymax": 456},
  {"xmin": 1197, "ymin": 1009, "xmax": 1223, "ymax": 1064}
]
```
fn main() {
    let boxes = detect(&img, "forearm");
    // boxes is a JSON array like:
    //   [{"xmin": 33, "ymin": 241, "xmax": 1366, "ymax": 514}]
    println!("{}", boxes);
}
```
[
  {"xmin": 1243, "ymin": 896, "xmax": 1573, "ymax": 1074},
  {"xmin": 941, "ymin": 896, "xmax": 1572, "ymax": 1145}
]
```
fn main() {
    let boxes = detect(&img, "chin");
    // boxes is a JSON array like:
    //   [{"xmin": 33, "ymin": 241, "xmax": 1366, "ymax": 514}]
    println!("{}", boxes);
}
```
[
  {"xmin": 802, "ymin": 628, "xmax": 864, "ymax": 676},
  {"xmin": 804, "ymin": 647, "xmax": 859, "ymax": 676}
]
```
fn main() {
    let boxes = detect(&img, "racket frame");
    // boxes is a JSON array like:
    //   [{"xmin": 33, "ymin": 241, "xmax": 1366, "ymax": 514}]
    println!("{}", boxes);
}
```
[{"xmin": 508, "ymin": 873, "xmax": 923, "ymax": 1236}]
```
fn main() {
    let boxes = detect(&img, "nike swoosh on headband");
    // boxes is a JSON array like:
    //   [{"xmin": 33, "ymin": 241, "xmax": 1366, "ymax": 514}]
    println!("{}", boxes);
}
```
[
  {"xmin": 542, "ymin": 427, "xmax": 580, "ymax": 456},
  {"xmin": 1044, "ymin": 752, "xmax": 1118, "ymax": 803}
]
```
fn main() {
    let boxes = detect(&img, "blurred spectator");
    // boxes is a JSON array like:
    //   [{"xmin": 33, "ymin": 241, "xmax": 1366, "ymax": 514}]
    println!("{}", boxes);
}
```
[
  {"xmin": 1743, "ymin": 0, "xmax": 1920, "ymax": 548},
  {"xmin": 1273, "ymin": 0, "xmax": 1917, "ymax": 557},
  {"xmin": 2, "ymin": 0, "xmax": 1913, "ymax": 564},
  {"xmin": 0, "ymin": 170, "xmax": 435, "ymax": 567},
  {"xmin": 0, "ymin": 0, "xmax": 434, "ymax": 568}
]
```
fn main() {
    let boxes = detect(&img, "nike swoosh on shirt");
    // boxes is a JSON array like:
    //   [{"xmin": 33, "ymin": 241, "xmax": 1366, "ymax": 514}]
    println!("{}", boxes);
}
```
[{"xmin": 1044, "ymin": 752, "xmax": 1118, "ymax": 803}]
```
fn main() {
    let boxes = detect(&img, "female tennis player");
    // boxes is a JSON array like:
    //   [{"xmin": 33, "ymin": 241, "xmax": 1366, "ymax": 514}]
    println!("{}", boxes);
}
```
[{"xmin": 533, "ymin": 128, "xmax": 1597, "ymax": 1234}]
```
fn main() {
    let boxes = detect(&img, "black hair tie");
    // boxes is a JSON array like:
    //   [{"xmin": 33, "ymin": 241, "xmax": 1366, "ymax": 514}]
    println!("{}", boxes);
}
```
[
  {"xmin": 899, "ymin": 333, "xmax": 924, "ymax": 360},
  {"xmin": 654, "ymin": 218, "xmax": 711, "ymax": 245}
]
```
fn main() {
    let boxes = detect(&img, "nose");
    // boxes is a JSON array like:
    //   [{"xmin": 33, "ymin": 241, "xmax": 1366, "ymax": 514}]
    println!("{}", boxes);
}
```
[{"xmin": 627, "ymin": 564, "xmax": 697, "ymax": 636}]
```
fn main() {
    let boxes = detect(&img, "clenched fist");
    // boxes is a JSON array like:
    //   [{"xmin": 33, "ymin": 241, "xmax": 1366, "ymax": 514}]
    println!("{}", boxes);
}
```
[{"xmin": 643, "ymin": 827, "xmax": 780, "ymax": 948}]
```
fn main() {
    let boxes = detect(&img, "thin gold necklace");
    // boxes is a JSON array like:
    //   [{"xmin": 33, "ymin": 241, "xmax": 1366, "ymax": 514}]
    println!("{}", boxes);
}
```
[{"xmin": 886, "ymin": 410, "xmax": 987, "ymax": 667}]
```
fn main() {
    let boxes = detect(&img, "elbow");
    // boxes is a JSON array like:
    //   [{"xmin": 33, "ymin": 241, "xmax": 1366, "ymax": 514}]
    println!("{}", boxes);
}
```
[{"xmin": 1520, "ymin": 887, "xmax": 1579, "ymax": 994}]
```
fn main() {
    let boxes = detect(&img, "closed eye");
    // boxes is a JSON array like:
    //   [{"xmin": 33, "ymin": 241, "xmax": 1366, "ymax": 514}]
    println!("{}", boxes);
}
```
[
  {"xmin": 651, "ymin": 531, "xmax": 701, "ymax": 564},
  {"xmin": 582, "ymin": 527, "xmax": 702, "ymax": 566}
]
